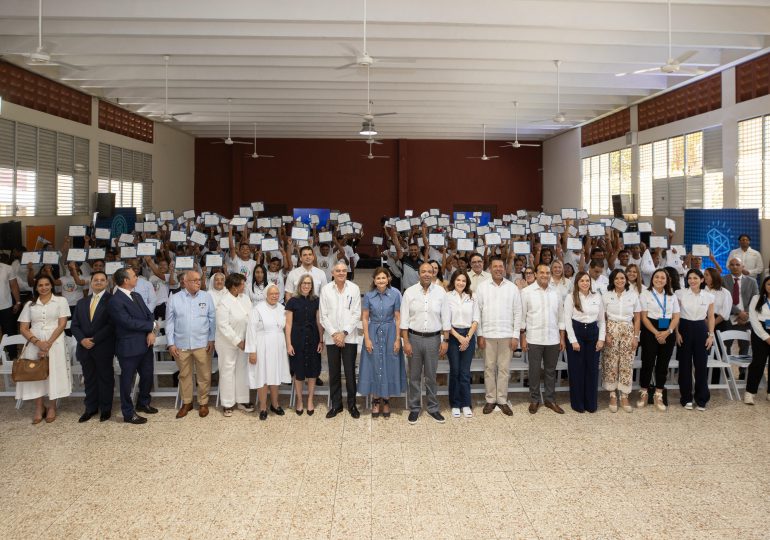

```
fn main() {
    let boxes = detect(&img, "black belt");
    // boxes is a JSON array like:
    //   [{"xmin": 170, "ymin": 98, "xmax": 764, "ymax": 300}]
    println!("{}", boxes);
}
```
[{"xmin": 408, "ymin": 329, "xmax": 441, "ymax": 338}]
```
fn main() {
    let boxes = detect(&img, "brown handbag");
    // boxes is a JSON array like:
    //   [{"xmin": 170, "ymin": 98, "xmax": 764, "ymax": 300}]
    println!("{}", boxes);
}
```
[{"xmin": 11, "ymin": 341, "xmax": 50, "ymax": 383}]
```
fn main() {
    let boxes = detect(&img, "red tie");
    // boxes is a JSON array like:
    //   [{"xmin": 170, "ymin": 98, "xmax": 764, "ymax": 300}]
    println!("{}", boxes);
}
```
[{"xmin": 732, "ymin": 278, "xmax": 740, "ymax": 305}]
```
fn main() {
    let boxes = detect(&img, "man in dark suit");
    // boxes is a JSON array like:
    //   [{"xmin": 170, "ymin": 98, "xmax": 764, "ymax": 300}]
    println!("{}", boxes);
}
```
[
  {"xmin": 723, "ymin": 256, "xmax": 759, "ymax": 355},
  {"xmin": 109, "ymin": 267, "xmax": 158, "ymax": 424},
  {"xmin": 71, "ymin": 271, "xmax": 115, "ymax": 422}
]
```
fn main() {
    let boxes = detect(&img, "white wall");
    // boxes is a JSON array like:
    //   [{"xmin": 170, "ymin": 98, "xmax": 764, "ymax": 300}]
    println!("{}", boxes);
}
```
[
  {"xmin": 0, "ymin": 98, "xmax": 194, "ymax": 246},
  {"xmin": 542, "ymin": 68, "xmax": 770, "ymax": 255}
]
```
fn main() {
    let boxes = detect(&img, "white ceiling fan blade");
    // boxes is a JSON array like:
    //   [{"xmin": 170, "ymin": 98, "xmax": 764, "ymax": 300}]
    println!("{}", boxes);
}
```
[
  {"xmin": 673, "ymin": 50, "xmax": 697, "ymax": 65},
  {"xmin": 231, "ymin": 141, "xmax": 251, "ymax": 145},
  {"xmin": 346, "ymin": 139, "xmax": 383, "ymax": 144},
  {"xmin": 518, "ymin": 143, "xmax": 541, "ymax": 147},
  {"xmin": 371, "ymin": 112, "xmax": 397, "ymax": 117},
  {"xmin": 679, "ymin": 66, "xmax": 706, "ymax": 75},
  {"xmin": 336, "ymin": 61, "xmax": 360, "ymax": 70},
  {"xmin": 486, "ymin": 156, "xmax": 500, "ymax": 159},
  {"xmin": 632, "ymin": 67, "xmax": 660, "ymax": 75},
  {"xmin": 211, "ymin": 141, "xmax": 226, "ymax": 145}
]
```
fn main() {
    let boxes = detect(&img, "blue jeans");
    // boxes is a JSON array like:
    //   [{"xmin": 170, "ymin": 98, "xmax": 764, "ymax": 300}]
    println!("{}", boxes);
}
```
[{"xmin": 446, "ymin": 328, "xmax": 476, "ymax": 408}]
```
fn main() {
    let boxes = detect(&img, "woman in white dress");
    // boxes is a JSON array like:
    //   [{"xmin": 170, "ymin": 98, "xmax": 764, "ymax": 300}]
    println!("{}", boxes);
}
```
[
  {"xmin": 216, "ymin": 273, "xmax": 255, "ymax": 417},
  {"xmin": 245, "ymin": 284, "xmax": 291, "ymax": 420},
  {"xmin": 16, "ymin": 275, "xmax": 71, "ymax": 424},
  {"xmin": 248, "ymin": 264, "xmax": 269, "ymax": 306},
  {"xmin": 205, "ymin": 272, "xmax": 228, "ymax": 308}
]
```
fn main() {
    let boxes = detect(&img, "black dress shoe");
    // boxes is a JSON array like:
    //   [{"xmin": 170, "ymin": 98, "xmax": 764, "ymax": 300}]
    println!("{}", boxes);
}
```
[
  {"xmin": 99, "ymin": 412, "xmax": 111, "ymax": 422},
  {"xmin": 326, "ymin": 406, "xmax": 344, "ymax": 419},
  {"xmin": 78, "ymin": 411, "xmax": 98, "ymax": 423},
  {"xmin": 124, "ymin": 414, "xmax": 147, "ymax": 424},
  {"xmin": 307, "ymin": 409, "xmax": 315, "ymax": 416},
  {"xmin": 349, "ymin": 406, "xmax": 360, "ymax": 419},
  {"xmin": 135, "ymin": 404, "xmax": 158, "ymax": 414},
  {"xmin": 259, "ymin": 410, "xmax": 268, "ymax": 421},
  {"xmin": 270, "ymin": 405, "xmax": 285, "ymax": 416},
  {"xmin": 316, "ymin": 377, "xmax": 324, "ymax": 386}
]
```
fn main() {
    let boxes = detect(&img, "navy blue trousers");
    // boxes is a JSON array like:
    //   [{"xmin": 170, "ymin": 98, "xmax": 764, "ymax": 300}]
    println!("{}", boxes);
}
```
[
  {"xmin": 566, "ymin": 320, "xmax": 600, "ymax": 413},
  {"xmin": 677, "ymin": 319, "xmax": 710, "ymax": 407},
  {"xmin": 118, "ymin": 349, "xmax": 153, "ymax": 419}
]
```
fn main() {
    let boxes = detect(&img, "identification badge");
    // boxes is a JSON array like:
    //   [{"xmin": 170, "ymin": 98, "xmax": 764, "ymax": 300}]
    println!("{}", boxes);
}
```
[
  {"xmin": 658, "ymin": 318, "xmax": 671, "ymax": 330},
  {"xmin": 764, "ymin": 320, "xmax": 770, "ymax": 331}
]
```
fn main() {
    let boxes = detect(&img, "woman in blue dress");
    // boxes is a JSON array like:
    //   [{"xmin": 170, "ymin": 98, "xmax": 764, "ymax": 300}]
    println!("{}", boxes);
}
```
[{"xmin": 359, "ymin": 267, "xmax": 406, "ymax": 418}]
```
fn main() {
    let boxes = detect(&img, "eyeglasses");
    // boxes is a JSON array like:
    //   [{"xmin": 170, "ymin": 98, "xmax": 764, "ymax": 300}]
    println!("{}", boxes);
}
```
[{"xmin": 188, "ymin": 279, "xmax": 201, "ymax": 282}]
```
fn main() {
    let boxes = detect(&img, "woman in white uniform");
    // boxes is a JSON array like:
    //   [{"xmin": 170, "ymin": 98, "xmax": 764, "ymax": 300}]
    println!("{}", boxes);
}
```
[
  {"xmin": 16, "ymin": 275, "xmax": 71, "ymax": 424},
  {"xmin": 245, "ymin": 284, "xmax": 291, "ymax": 420},
  {"xmin": 215, "ymin": 273, "xmax": 254, "ymax": 417},
  {"xmin": 206, "ymin": 272, "xmax": 227, "ymax": 308},
  {"xmin": 248, "ymin": 264, "xmax": 269, "ymax": 306}
]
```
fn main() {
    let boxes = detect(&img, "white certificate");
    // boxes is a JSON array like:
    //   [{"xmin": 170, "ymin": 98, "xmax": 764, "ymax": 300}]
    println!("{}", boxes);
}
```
[
  {"xmin": 67, "ymin": 249, "xmax": 87, "ymax": 262},
  {"xmin": 230, "ymin": 217, "xmax": 248, "ymax": 227},
  {"xmin": 137, "ymin": 242, "xmax": 156, "ymax": 256},
  {"xmin": 175, "ymin": 256, "xmax": 194, "ymax": 270},
  {"xmin": 588, "ymin": 224, "xmax": 605, "ymax": 237},
  {"xmin": 395, "ymin": 219, "xmax": 410, "ymax": 232},
  {"xmin": 637, "ymin": 222, "xmax": 652, "ymax": 233},
  {"xmin": 409, "ymin": 217, "xmax": 421, "ymax": 227},
  {"xmin": 499, "ymin": 229, "xmax": 511, "ymax": 240},
  {"xmin": 577, "ymin": 210, "xmax": 589, "ymax": 220},
  {"xmin": 261, "ymin": 238, "xmax": 279, "ymax": 252},
  {"xmin": 539, "ymin": 214, "xmax": 552, "ymax": 226},
  {"xmin": 692, "ymin": 244, "xmax": 710, "ymax": 257},
  {"xmin": 239, "ymin": 207, "xmax": 252, "ymax": 218},
  {"xmin": 530, "ymin": 223, "xmax": 544, "ymax": 234},
  {"xmin": 665, "ymin": 218, "xmax": 676, "ymax": 231},
  {"xmin": 105, "ymin": 261, "xmax": 124, "ymax": 276},
  {"xmin": 309, "ymin": 214, "xmax": 320, "ymax": 224},
  {"xmin": 623, "ymin": 232, "xmax": 641, "ymax": 245},
  {"xmin": 456, "ymin": 238, "xmax": 474, "ymax": 252},
  {"xmin": 257, "ymin": 218, "xmax": 271, "ymax": 228},
  {"xmin": 578, "ymin": 225, "xmax": 588, "ymax": 236},
  {"xmin": 567, "ymin": 237, "xmax": 583, "ymax": 251},
  {"xmin": 68, "ymin": 225, "xmax": 86, "ymax": 237},
  {"xmin": 611, "ymin": 218, "xmax": 628, "ymax": 232},
  {"xmin": 270, "ymin": 217, "xmax": 282, "ymax": 228},
  {"xmin": 183, "ymin": 210, "xmax": 196, "ymax": 219},
  {"xmin": 513, "ymin": 242, "xmax": 531, "ymax": 255},
  {"xmin": 291, "ymin": 227, "xmax": 309, "ymax": 241},
  {"xmin": 485, "ymin": 232, "xmax": 502, "ymax": 246},
  {"xmin": 336, "ymin": 212, "xmax": 351, "ymax": 224},
  {"xmin": 516, "ymin": 210, "xmax": 528, "ymax": 218},
  {"xmin": 649, "ymin": 236, "xmax": 668, "ymax": 249},
  {"xmin": 219, "ymin": 238, "xmax": 229, "ymax": 250},
  {"xmin": 671, "ymin": 245, "xmax": 686, "ymax": 257},
  {"xmin": 423, "ymin": 216, "xmax": 438, "ymax": 227},
  {"xmin": 477, "ymin": 225, "xmax": 490, "ymax": 236},
  {"xmin": 119, "ymin": 233, "xmax": 134, "ymax": 244},
  {"xmin": 249, "ymin": 233, "xmax": 263, "ymax": 245},
  {"xmin": 120, "ymin": 247, "xmax": 137, "ymax": 259},
  {"xmin": 372, "ymin": 236, "xmax": 383, "ymax": 246},
  {"xmin": 205, "ymin": 254, "xmax": 224, "ymax": 268},
  {"xmin": 94, "ymin": 228, "xmax": 111, "ymax": 240},
  {"xmin": 454, "ymin": 212, "xmax": 465, "ymax": 220},
  {"xmin": 451, "ymin": 228, "xmax": 466, "ymax": 240},
  {"xmin": 429, "ymin": 233, "xmax": 445, "ymax": 247},
  {"xmin": 144, "ymin": 213, "xmax": 156, "ymax": 222},
  {"xmin": 339, "ymin": 224, "xmax": 354, "ymax": 236},
  {"xmin": 319, "ymin": 231, "xmax": 333, "ymax": 243},
  {"xmin": 160, "ymin": 210, "xmax": 174, "ymax": 221},
  {"xmin": 429, "ymin": 208, "xmax": 440, "ymax": 216},
  {"xmin": 170, "ymin": 230, "xmax": 187, "ymax": 243},
  {"xmin": 509, "ymin": 224, "xmax": 525, "ymax": 236},
  {"xmin": 204, "ymin": 214, "xmax": 220, "ymax": 227},
  {"xmin": 251, "ymin": 201, "xmax": 264, "ymax": 211},
  {"xmin": 404, "ymin": 210, "xmax": 413, "ymax": 217},
  {"xmin": 143, "ymin": 222, "xmax": 158, "ymax": 233},
  {"xmin": 88, "ymin": 248, "xmax": 106, "ymax": 260},
  {"xmin": 540, "ymin": 232, "xmax": 557, "ymax": 246},
  {"xmin": 134, "ymin": 222, "xmax": 144, "ymax": 233},
  {"xmin": 437, "ymin": 217, "xmax": 449, "ymax": 227},
  {"xmin": 561, "ymin": 208, "xmax": 577, "ymax": 220},
  {"xmin": 190, "ymin": 231, "xmax": 207, "ymax": 245},
  {"xmin": 456, "ymin": 223, "xmax": 471, "ymax": 232}
]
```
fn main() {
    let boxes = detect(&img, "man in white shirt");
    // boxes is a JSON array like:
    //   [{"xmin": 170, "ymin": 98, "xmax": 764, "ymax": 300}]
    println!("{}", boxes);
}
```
[
  {"xmin": 285, "ymin": 246, "xmax": 327, "ymax": 302},
  {"xmin": 588, "ymin": 260, "xmax": 609, "ymax": 295},
  {"xmin": 227, "ymin": 234, "xmax": 257, "ymax": 286},
  {"xmin": 728, "ymin": 234, "xmax": 764, "ymax": 279},
  {"xmin": 520, "ymin": 263, "xmax": 566, "ymax": 414},
  {"xmin": 319, "ymin": 261, "xmax": 362, "ymax": 419},
  {"xmin": 476, "ymin": 258, "xmax": 521, "ymax": 416},
  {"xmin": 400, "ymin": 262, "xmax": 448, "ymax": 424},
  {"xmin": 468, "ymin": 253, "xmax": 491, "ymax": 293}
]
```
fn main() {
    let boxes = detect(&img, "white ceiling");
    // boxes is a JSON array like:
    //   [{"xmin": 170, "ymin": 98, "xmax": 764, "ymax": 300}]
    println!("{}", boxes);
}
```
[{"xmin": 0, "ymin": 0, "xmax": 769, "ymax": 141}]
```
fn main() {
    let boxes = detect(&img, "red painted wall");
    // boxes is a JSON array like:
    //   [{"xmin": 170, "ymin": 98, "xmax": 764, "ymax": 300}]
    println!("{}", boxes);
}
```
[{"xmin": 195, "ymin": 137, "xmax": 542, "ymax": 254}]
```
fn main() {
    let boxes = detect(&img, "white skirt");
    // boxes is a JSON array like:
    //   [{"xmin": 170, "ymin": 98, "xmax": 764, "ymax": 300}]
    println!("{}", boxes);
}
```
[
  {"xmin": 247, "ymin": 330, "xmax": 291, "ymax": 388},
  {"xmin": 15, "ymin": 332, "xmax": 72, "ymax": 401}
]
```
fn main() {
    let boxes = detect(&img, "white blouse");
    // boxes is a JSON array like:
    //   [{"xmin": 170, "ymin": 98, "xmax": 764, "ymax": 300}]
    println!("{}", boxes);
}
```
[
  {"xmin": 749, "ymin": 294, "xmax": 770, "ymax": 341},
  {"xmin": 564, "ymin": 292, "xmax": 606, "ymax": 343},
  {"xmin": 675, "ymin": 288, "xmax": 714, "ymax": 322},
  {"xmin": 707, "ymin": 287, "xmax": 732, "ymax": 322},
  {"xmin": 639, "ymin": 289, "xmax": 680, "ymax": 320},
  {"xmin": 441, "ymin": 290, "xmax": 480, "ymax": 330},
  {"xmin": 603, "ymin": 289, "xmax": 641, "ymax": 323}
]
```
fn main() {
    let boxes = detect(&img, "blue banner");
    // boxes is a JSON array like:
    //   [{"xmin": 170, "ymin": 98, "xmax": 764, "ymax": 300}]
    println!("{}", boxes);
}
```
[
  {"xmin": 95, "ymin": 208, "xmax": 137, "ymax": 240},
  {"xmin": 684, "ymin": 209, "xmax": 760, "ymax": 273},
  {"xmin": 293, "ymin": 208, "xmax": 330, "ymax": 227}
]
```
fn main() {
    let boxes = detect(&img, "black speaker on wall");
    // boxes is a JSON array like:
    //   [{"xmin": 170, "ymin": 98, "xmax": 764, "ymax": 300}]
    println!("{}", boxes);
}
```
[
  {"xmin": 95, "ymin": 192, "xmax": 115, "ymax": 218},
  {"xmin": 0, "ymin": 220, "xmax": 22, "ymax": 250}
]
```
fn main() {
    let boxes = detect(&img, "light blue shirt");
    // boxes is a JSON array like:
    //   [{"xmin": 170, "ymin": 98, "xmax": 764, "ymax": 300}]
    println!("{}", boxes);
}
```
[
  {"xmin": 166, "ymin": 289, "xmax": 216, "ymax": 349},
  {"xmin": 134, "ymin": 276, "xmax": 158, "ymax": 312}
]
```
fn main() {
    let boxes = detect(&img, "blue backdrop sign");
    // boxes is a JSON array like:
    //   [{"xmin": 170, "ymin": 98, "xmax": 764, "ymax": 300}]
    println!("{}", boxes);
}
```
[
  {"xmin": 293, "ymin": 208, "xmax": 330, "ymax": 227},
  {"xmin": 95, "ymin": 208, "xmax": 137, "ymax": 240},
  {"xmin": 683, "ymin": 209, "xmax": 759, "ymax": 272}
]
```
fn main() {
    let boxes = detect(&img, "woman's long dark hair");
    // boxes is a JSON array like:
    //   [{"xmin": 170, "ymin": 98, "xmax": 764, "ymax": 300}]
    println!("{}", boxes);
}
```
[
  {"xmin": 251, "ymin": 264, "xmax": 268, "ymax": 291},
  {"xmin": 756, "ymin": 276, "xmax": 770, "ymax": 313},
  {"xmin": 648, "ymin": 269, "xmax": 673, "ymax": 296},
  {"xmin": 32, "ymin": 275, "xmax": 55, "ymax": 301},
  {"xmin": 448, "ymin": 270, "xmax": 472, "ymax": 298}
]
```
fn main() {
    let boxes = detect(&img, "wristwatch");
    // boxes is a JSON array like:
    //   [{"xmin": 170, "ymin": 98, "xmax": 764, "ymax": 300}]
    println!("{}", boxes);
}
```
[{"xmin": 343, "ymin": 331, "xmax": 348, "ymax": 336}]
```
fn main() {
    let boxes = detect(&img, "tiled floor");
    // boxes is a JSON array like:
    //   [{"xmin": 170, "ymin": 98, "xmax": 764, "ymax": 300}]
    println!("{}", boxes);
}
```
[{"xmin": 1, "ymin": 388, "xmax": 769, "ymax": 540}]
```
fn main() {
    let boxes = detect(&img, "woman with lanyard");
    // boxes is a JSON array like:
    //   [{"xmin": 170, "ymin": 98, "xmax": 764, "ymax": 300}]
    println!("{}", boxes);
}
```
[
  {"xmin": 638, "ymin": 269, "xmax": 681, "ymax": 411},
  {"xmin": 563, "ymin": 271, "xmax": 605, "ymax": 413},
  {"xmin": 746, "ymin": 276, "xmax": 770, "ymax": 404},
  {"xmin": 674, "ymin": 269, "xmax": 715, "ymax": 410},
  {"xmin": 602, "ymin": 268, "xmax": 641, "ymax": 413},
  {"xmin": 441, "ymin": 269, "xmax": 479, "ymax": 418}
]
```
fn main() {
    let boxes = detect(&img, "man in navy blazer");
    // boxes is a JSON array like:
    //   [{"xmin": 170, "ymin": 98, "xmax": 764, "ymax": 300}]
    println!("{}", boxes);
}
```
[
  {"xmin": 70, "ymin": 271, "xmax": 115, "ymax": 423},
  {"xmin": 109, "ymin": 267, "xmax": 158, "ymax": 424}
]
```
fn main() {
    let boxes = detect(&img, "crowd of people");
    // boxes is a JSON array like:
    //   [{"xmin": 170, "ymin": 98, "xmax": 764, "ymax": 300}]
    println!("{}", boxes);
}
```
[{"xmin": 1, "ymin": 205, "xmax": 769, "ymax": 425}]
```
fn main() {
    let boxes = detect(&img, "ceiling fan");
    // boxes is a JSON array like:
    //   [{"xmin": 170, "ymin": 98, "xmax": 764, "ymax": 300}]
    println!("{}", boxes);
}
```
[
  {"xmin": 338, "ymin": 65, "xmax": 397, "ymax": 130},
  {"xmin": 466, "ymin": 124, "xmax": 499, "ymax": 161},
  {"xmin": 337, "ymin": 0, "xmax": 414, "ymax": 70},
  {"xmin": 0, "ymin": 0, "xmax": 82, "ymax": 70},
  {"xmin": 346, "ymin": 137, "xmax": 383, "ymax": 145},
  {"xmin": 615, "ymin": 0, "xmax": 703, "ymax": 77},
  {"xmin": 211, "ymin": 99, "xmax": 250, "ymax": 146},
  {"xmin": 501, "ymin": 101, "xmax": 541, "ymax": 149},
  {"xmin": 244, "ymin": 123, "xmax": 275, "ymax": 159},
  {"xmin": 146, "ymin": 56, "xmax": 192, "ymax": 123},
  {"xmin": 535, "ymin": 60, "xmax": 580, "ymax": 127},
  {"xmin": 361, "ymin": 141, "xmax": 389, "ymax": 160}
]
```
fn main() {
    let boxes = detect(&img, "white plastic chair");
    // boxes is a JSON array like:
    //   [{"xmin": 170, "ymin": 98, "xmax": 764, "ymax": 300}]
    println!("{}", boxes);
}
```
[{"xmin": 716, "ymin": 329, "xmax": 753, "ymax": 399}]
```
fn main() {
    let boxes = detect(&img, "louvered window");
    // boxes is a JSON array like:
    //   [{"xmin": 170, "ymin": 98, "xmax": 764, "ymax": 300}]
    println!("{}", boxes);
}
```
[
  {"xmin": 581, "ymin": 147, "xmax": 632, "ymax": 215},
  {"xmin": 97, "ymin": 143, "xmax": 152, "ymax": 214},
  {"xmin": 737, "ymin": 116, "xmax": 769, "ymax": 218},
  {"xmin": 0, "ymin": 117, "xmax": 89, "ymax": 217}
]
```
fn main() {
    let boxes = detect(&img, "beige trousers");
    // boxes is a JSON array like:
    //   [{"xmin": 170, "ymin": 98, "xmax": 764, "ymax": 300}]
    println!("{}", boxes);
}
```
[{"xmin": 176, "ymin": 347, "xmax": 212, "ymax": 405}]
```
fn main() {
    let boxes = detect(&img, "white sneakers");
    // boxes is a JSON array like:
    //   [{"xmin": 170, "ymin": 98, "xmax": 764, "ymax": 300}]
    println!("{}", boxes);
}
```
[
  {"xmin": 744, "ymin": 392, "xmax": 755, "ymax": 405},
  {"xmin": 452, "ymin": 407, "xmax": 474, "ymax": 418},
  {"xmin": 451, "ymin": 408, "xmax": 461, "ymax": 418},
  {"xmin": 462, "ymin": 407, "xmax": 473, "ymax": 418},
  {"xmin": 684, "ymin": 402, "xmax": 693, "ymax": 410}
]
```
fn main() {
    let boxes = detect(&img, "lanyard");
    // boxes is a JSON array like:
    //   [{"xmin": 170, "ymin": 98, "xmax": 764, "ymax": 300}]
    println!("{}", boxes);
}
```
[{"xmin": 651, "ymin": 290, "xmax": 667, "ymax": 317}]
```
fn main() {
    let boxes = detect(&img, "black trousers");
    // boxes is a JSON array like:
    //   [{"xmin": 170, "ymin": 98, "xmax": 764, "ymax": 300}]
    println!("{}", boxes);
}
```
[
  {"xmin": 640, "ymin": 319, "xmax": 675, "ymax": 390},
  {"xmin": 0, "ymin": 306, "xmax": 18, "ymax": 360},
  {"xmin": 747, "ymin": 332, "xmax": 770, "ymax": 394},
  {"xmin": 566, "ymin": 321, "xmax": 600, "ymax": 413},
  {"xmin": 80, "ymin": 349, "xmax": 115, "ymax": 414},
  {"xmin": 327, "ymin": 343, "xmax": 357, "ymax": 409},
  {"xmin": 118, "ymin": 349, "xmax": 153, "ymax": 419},
  {"xmin": 677, "ymin": 319, "xmax": 710, "ymax": 407}
]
